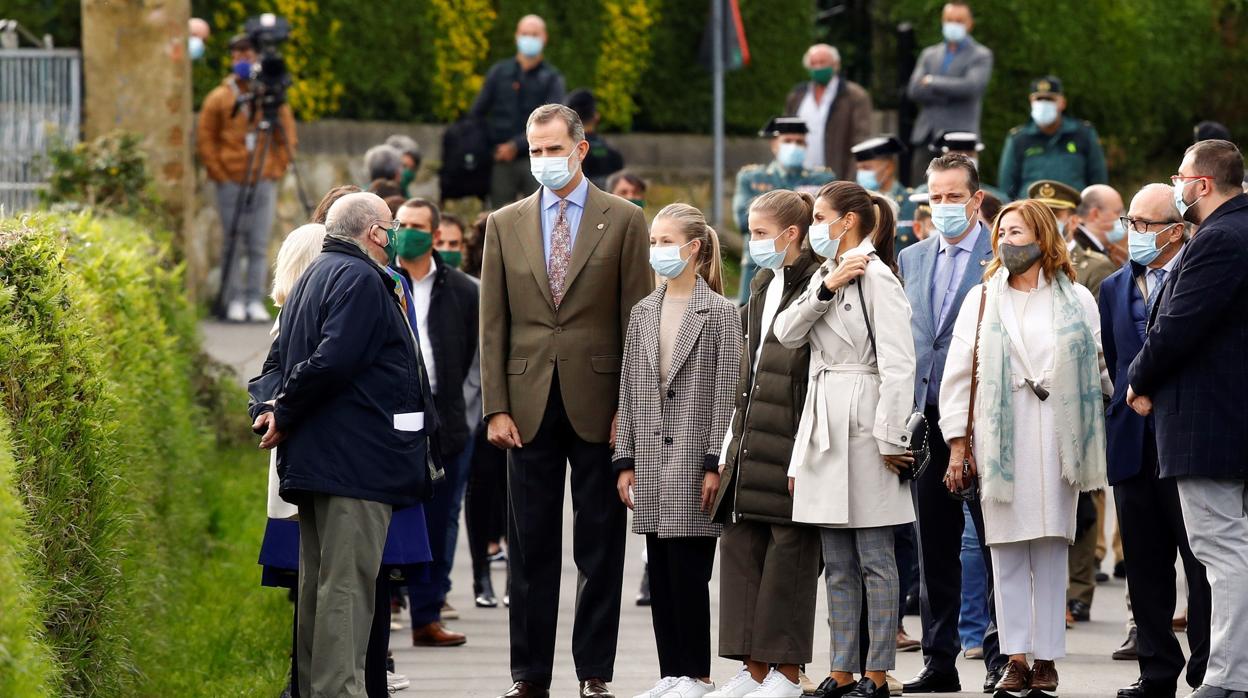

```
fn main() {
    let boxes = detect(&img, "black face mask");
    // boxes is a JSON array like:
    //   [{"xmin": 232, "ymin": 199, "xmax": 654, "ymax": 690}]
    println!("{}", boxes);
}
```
[{"xmin": 1000, "ymin": 242, "xmax": 1043, "ymax": 276}]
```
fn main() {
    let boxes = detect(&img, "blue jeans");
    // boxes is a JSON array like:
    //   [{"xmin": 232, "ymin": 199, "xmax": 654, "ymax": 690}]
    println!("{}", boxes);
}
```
[
  {"xmin": 958, "ymin": 503, "xmax": 991, "ymax": 650},
  {"xmin": 408, "ymin": 445, "xmax": 473, "ymax": 626}
]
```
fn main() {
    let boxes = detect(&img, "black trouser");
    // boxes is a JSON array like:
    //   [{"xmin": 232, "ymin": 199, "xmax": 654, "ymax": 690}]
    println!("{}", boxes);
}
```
[
  {"xmin": 1115, "ymin": 436, "xmax": 1211, "ymax": 689},
  {"xmin": 913, "ymin": 405, "xmax": 1004, "ymax": 675},
  {"xmin": 507, "ymin": 375, "xmax": 627, "ymax": 687},
  {"xmin": 647, "ymin": 534, "xmax": 718, "ymax": 678},
  {"xmin": 288, "ymin": 569, "xmax": 391, "ymax": 698},
  {"xmin": 466, "ymin": 425, "xmax": 508, "ymax": 593}
]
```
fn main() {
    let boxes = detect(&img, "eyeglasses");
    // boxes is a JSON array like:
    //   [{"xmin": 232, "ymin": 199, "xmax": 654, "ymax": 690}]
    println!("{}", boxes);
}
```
[
  {"xmin": 372, "ymin": 219, "xmax": 400, "ymax": 233},
  {"xmin": 1170, "ymin": 174, "xmax": 1212, "ymax": 186},
  {"xmin": 1119, "ymin": 216, "xmax": 1182, "ymax": 234}
]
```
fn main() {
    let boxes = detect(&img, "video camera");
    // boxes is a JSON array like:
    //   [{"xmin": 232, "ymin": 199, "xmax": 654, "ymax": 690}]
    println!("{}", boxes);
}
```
[{"xmin": 242, "ymin": 13, "xmax": 292, "ymax": 118}]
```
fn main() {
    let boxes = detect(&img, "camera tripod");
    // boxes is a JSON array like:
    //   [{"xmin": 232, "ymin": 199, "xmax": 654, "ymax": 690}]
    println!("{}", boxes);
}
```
[{"xmin": 214, "ymin": 102, "xmax": 312, "ymax": 319}]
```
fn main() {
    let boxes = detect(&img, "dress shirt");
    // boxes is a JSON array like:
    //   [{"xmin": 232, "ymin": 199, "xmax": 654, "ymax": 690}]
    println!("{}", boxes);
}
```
[
  {"xmin": 940, "ymin": 39, "xmax": 968, "ymax": 74},
  {"xmin": 540, "ymin": 175, "xmax": 589, "ymax": 266},
  {"xmin": 1146, "ymin": 252, "xmax": 1179, "ymax": 299},
  {"xmin": 797, "ymin": 78, "xmax": 838, "ymax": 170},
  {"xmin": 927, "ymin": 222, "xmax": 983, "ymax": 405},
  {"xmin": 409, "ymin": 262, "xmax": 438, "ymax": 394}
]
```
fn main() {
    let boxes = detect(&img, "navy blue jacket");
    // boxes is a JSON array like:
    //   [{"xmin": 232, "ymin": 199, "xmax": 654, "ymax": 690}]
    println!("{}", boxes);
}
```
[
  {"xmin": 1128, "ymin": 194, "xmax": 1248, "ymax": 480},
  {"xmin": 265, "ymin": 238, "xmax": 431, "ymax": 507},
  {"xmin": 1099, "ymin": 262, "xmax": 1153, "ymax": 485}
]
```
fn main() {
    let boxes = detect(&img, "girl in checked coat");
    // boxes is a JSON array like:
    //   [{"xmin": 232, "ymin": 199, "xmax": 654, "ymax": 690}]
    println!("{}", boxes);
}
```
[
  {"xmin": 614, "ymin": 203, "xmax": 743, "ymax": 698},
  {"xmin": 773, "ymin": 181, "xmax": 917, "ymax": 698}
]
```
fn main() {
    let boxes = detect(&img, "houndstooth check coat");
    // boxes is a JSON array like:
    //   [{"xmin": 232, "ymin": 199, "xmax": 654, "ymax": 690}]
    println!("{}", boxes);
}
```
[{"xmin": 613, "ymin": 276, "xmax": 743, "ymax": 538}]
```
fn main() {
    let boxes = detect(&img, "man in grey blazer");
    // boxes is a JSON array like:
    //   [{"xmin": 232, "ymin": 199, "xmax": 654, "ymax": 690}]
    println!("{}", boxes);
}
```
[
  {"xmin": 896, "ymin": 154, "xmax": 1007, "ymax": 693},
  {"xmin": 905, "ymin": 1, "xmax": 994, "ymax": 182}
]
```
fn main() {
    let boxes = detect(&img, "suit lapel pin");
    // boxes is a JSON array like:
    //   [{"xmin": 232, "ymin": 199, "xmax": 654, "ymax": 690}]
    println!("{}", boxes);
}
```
[
  {"xmin": 597, "ymin": 223, "xmax": 605, "ymax": 230},
  {"xmin": 979, "ymin": 260, "xmax": 988, "ymax": 266}
]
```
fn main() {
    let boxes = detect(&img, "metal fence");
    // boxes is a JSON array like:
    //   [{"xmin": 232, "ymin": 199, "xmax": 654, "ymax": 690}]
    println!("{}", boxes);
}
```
[{"xmin": 0, "ymin": 48, "xmax": 81, "ymax": 215}]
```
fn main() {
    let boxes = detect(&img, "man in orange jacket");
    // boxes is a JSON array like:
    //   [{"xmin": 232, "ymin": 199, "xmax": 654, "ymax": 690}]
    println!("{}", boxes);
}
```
[{"xmin": 197, "ymin": 33, "xmax": 297, "ymax": 323}]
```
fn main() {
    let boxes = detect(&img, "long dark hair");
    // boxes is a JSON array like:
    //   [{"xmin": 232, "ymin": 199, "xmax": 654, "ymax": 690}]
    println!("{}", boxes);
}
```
[{"xmin": 814, "ymin": 180, "xmax": 898, "ymax": 274}]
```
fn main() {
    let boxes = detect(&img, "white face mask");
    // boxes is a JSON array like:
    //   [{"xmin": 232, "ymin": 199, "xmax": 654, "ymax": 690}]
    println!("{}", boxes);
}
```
[
  {"xmin": 1031, "ymin": 100, "xmax": 1059, "ymax": 128},
  {"xmin": 530, "ymin": 146, "xmax": 581, "ymax": 190}
]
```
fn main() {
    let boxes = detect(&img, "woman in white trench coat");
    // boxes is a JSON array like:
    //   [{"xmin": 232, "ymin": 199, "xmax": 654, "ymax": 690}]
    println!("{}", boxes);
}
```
[
  {"xmin": 774, "ymin": 181, "xmax": 917, "ymax": 698},
  {"xmin": 939, "ymin": 199, "xmax": 1110, "ymax": 698}
]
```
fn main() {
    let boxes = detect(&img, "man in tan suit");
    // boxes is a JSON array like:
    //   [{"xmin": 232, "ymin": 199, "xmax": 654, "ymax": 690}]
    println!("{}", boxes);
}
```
[{"xmin": 480, "ymin": 103, "xmax": 652, "ymax": 698}]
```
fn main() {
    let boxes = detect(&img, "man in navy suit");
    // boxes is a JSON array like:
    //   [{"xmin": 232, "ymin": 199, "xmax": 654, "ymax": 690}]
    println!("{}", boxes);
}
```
[
  {"xmin": 1103, "ymin": 183, "xmax": 1210, "ymax": 698},
  {"xmin": 1129, "ymin": 140, "xmax": 1248, "ymax": 698},
  {"xmin": 897, "ymin": 153, "xmax": 1006, "ymax": 694}
]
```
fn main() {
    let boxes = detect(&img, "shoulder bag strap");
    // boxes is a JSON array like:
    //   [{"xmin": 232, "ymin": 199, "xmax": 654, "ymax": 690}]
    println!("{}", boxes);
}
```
[{"xmin": 966, "ymin": 285, "xmax": 988, "ymax": 449}]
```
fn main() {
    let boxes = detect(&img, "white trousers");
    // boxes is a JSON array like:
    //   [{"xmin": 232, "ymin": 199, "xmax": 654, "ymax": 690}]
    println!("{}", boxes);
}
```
[
  {"xmin": 1177, "ymin": 477, "xmax": 1248, "ymax": 691},
  {"xmin": 990, "ymin": 537, "xmax": 1068, "ymax": 660}
]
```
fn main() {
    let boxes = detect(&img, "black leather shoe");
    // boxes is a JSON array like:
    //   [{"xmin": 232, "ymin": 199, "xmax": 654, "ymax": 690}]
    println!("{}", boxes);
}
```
[
  {"xmin": 815, "ymin": 677, "xmax": 858, "ymax": 698},
  {"xmin": 904, "ymin": 669, "xmax": 961, "ymax": 693},
  {"xmin": 1113, "ymin": 627, "xmax": 1139, "ymax": 660},
  {"xmin": 1184, "ymin": 686, "xmax": 1248, "ymax": 698},
  {"xmin": 983, "ymin": 667, "xmax": 1004, "ymax": 694},
  {"xmin": 1119, "ymin": 678, "xmax": 1177, "ymax": 698},
  {"xmin": 847, "ymin": 678, "xmax": 889, "ymax": 698},
  {"xmin": 499, "ymin": 681, "xmax": 549, "ymax": 698},
  {"xmin": 580, "ymin": 678, "xmax": 614, "ymax": 697},
  {"xmin": 1068, "ymin": 599, "xmax": 1091, "ymax": 622}
]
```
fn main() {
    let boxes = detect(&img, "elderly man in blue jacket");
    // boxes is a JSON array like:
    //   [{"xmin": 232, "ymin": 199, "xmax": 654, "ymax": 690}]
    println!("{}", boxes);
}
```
[
  {"xmin": 1128, "ymin": 140, "xmax": 1248, "ymax": 698},
  {"xmin": 252, "ymin": 191, "xmax": 435, "ymax": 698}
]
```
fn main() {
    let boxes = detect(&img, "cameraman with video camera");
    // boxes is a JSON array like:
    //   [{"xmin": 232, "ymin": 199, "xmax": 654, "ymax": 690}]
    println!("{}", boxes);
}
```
[{"xmin": 198, "ymin": 32, "xmax": 298, "ymax": 323}]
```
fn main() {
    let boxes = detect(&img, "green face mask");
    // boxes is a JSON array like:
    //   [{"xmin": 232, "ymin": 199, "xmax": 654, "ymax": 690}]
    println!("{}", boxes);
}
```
[
  {"xmin": 629, "ymin": 198, "xmax": 646, "ymax": 209},
  {"xmin": 400, "ymin": 168, "xmax": 415, "ymax": 193},
  {"xmin": 396, "ymin": 227, "xmax": 433, "ymax": 260},
  {"xmin": 810, "ymin": 67, "xmax": 835, "ymax": 85},
  {"xmin": 380, "ymin": 227, "xmax": 399, "ymax": 266},
  {"xmin": 437, "ymin": 249, "xmax": 464, "ymax": 269}
]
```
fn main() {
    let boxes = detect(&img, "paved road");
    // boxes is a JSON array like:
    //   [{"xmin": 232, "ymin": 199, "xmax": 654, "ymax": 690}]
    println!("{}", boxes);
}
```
[{"xmin": 199, "ymin": 321, "xmax": 1179, "ymax": 698}]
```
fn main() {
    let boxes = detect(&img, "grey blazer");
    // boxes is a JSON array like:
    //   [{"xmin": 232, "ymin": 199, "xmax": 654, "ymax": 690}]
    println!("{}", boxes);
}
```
[
  {"xmin": 896, "ymin": 220, "xmax": 995, "ymax": 410},
  {"xmin": 613, "ymin": 276, "xmax": 742, "ymax": 538},
  {"xmin": 906, "ymin": 37, "xmax": 994, "ymax": 145}
]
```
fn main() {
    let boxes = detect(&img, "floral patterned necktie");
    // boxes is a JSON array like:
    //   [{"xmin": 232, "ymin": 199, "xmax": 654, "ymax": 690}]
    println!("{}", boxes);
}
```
[{"xmin": 548, "ymin": 199, "xmax": 572, "ymax": 307}]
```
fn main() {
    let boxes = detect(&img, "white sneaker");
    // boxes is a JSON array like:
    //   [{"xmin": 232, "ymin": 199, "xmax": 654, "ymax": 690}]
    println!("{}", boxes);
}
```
[
  {"xmin": 634, "ymin": 676, "xmax": 681, "ymax": 698},
  {"xmin": 245, "ymin": 300, "xmax": 271, "ymax": 322},
  {"xmin": 705, "ymin": 668, "xmax": 760, "ymax": 697},
  {"xmin": 387, "ymin": 671, "xmax": 410, "ymax": 691},
  {"xmin": 743, "ymin": 669, "xmax": 803, "ymax": 697},
  {"xmin": 225, "ymin": 300, "xmax": 246, "ymax": 322},
  {"xmin": 662, "ymin": 677, "xmax": 715, "ymax": 697}
]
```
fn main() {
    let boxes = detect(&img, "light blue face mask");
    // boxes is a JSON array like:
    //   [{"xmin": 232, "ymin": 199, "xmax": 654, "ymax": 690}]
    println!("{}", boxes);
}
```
[
  {"xmin": 650, "ymin": 240, "xmax": 695, "ymax": 279},
  {"xmin": 1174, "ymin": 178, "xmax": 1205, "ymax": 223},
  {"xmin": 749, "ymin": 234, "xmax": 793, "ymax": 270},
  {"xmin": 1031, "ymin": 99, "xmax": 1059, "ymax": 128},
  {"xmin": 930, "ymin": 201, "xmax": 974, "ymax": 239},
  {"xmin": 1128, "ymin": 224, "xmax": 1178, "ymax": 266},
  {"xmin": 1105, "ymin": 218, "xmax": 1127, "ymax": 244},
  {"xmin": 188, "ymin": 36, "xmax": 205, "ymax": 61},
  {"xmin": 778, "ymin": 142, "xmax": 806, "ymax": 169},
  {"xmin": 517, "ymin": 35, "xmax": 544, "ymax": 58},
  {"xmin": 808, "ymin": 215, "xmax": 846, "ymax": 258},
  {"xmin": 942, "ymin": 21, "xmax": 968, "ymax": 43},
  {"xmin": 530, "ymin": 149, "xmax": 579, "ymax": 190},
  {"xmin": 855, "ymin": 168, "xmax": 880, "ymax": 192}
]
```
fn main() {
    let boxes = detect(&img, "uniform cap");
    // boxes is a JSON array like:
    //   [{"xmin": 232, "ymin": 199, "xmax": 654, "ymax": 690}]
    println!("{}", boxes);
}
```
[
  {"xmin": 1030, "ymin": 75, "xmax": 1063, "ymax": 98},
  {"xmin": 852, "ymin": 135, "xmax": 904, "ymax": 161},
  {"xmin": 935, "ymin": 131, "xmax": 984, "ymax": 153},
  {"xmin": 759, "ymin": 116, "xmax": 808, "ymax": 138},
  {"xmin": 1027, "ymin": 179, "xmax": 1080, "ymax": 210}
]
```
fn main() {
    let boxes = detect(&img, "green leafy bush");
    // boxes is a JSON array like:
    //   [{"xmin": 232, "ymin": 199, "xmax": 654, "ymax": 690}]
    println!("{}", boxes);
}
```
[
  {"xmin": 39, "ymin": 131, "xmax": 157, "ymax": 216},
  {"xmin": 0, "ymin": 211, "xmax": 285, "ymax": 695}
]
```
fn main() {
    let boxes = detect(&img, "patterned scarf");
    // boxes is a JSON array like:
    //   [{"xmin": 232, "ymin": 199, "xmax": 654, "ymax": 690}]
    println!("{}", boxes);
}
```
[{"xmin": 975, "ymin": 269, "xmax": 1107, "ymax": 503}]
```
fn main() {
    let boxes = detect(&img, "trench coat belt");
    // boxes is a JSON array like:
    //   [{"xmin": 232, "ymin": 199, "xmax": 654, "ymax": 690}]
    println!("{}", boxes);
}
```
[{"xmin": 804, "ymin": 357, "xmax": 878, "ymax": 456}]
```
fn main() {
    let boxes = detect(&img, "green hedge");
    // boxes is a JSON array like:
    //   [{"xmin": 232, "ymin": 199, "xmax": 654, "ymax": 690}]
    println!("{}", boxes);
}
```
[{"xmin": 0, "ymin": 212, "xmax": 286, "ymax": 696}]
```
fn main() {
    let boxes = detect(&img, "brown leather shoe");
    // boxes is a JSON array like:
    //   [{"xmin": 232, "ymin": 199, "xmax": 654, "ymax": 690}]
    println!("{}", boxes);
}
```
[
  {"xmin": 498, "ymin": 681, "xmax": 549, "ymax": 698},
  {"xmin": 1031, "ymin": 660, "xmax": 1059, "ymax": 697},
  {"xmin": 896, "ymin": 628, "xmax": 921, "ymax": 652},
  {"xmin": 993, "ymin": 659, "xmax": 1032, "ymax": 698},
  {"xmin": 580, "ymin": 678, "xmax": 615, "ymax": 697},
  {"xmin": 411, "ymin": 621, "xmax": 466, "ymax": 647}
]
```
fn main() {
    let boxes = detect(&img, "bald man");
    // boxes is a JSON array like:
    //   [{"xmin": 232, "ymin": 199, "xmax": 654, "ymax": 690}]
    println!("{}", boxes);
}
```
[
  {"xmin": 783, "ymin": 43, "xmax": 873, "ymax": 180},
  {"xmin": 251, "ymin": 191, "xmax": 436, "ymax": 697},
  {"xmin": 1075, "ymin": 184, "xmax": 1129, "ymax": 266},
  {"xmin": 470, "ymin": 14, "xmax": 566, "ymax": 207}
]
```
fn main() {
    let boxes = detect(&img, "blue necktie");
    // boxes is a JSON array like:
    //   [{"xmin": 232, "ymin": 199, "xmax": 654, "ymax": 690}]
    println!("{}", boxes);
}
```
[{"xmin": 1149, "ymin": 268, "xmax": 1167, "ymax": 314}]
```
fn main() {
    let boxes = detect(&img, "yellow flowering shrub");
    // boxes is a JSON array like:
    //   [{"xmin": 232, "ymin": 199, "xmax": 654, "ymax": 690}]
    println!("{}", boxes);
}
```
[
  {"xmin": 427, "ymin": 0, "xmax": 497, "ymax": 121},
  {"xmin": 594, "ymin": 0, "xmax": 659, "ymax": 131}
]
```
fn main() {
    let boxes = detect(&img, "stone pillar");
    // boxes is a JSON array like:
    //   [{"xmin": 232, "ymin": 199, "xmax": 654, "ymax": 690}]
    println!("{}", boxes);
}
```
[{"xmin": 81, "ymin": 0, "xmax": 199, "ymax": 298}]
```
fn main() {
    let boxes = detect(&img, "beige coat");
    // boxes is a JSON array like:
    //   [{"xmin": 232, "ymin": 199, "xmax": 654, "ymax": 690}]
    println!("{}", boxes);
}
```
[
  {"xmin": 774, "ymin": 239, "xmax": 917, "ymax": 528},
  {"xmin": 479, "ymin": 181, "xmax": 654, "ymax": 443}
]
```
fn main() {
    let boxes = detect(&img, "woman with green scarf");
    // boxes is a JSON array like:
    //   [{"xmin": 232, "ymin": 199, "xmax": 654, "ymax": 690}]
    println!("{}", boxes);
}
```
[{"xmin": 938, "ymin": 198, "xmax": 1111, "ymax": 698}]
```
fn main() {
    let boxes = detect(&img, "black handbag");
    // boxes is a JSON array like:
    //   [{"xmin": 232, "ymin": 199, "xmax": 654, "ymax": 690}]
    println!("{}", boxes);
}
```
[{"xmin": 855, "ymin": 279, "xmax": 930, "ymax": 481}]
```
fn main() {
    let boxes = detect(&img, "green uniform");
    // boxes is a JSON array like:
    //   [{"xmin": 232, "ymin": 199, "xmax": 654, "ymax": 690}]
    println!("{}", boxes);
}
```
[
  {"xmin": 998, "ymin": 116, "xmax": 1107, "ymax": 201},
  {"xmin": 734, "ymin": 160, "xmax": 835, "ymax": 302},
  {"xmin": 878, "ymin": 180, "xmax": 918, "ymax": 251}
]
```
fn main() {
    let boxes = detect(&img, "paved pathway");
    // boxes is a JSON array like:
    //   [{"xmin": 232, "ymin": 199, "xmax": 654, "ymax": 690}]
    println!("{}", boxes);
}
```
[{"xmin": 201, "ymin": 320, "xmax": 1175, "ymax": 698}]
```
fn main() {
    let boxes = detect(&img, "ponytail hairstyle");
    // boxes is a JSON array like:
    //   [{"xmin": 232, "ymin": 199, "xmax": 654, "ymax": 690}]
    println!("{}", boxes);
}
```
[
  {"xmin": 654, "ymin": 203, "xmax": 724, "ymax": 294},
  {"xmin": 748, "ymin": 189, "xmax": 815, "ymax": 242},
  {"xmin": 813, "ymin": 180, "xmax": 899, "ymax": 275}
]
